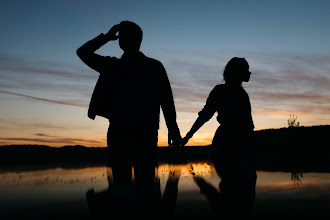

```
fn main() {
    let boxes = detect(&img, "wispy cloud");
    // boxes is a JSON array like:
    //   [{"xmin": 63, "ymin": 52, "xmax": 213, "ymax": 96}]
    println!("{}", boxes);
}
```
[
  {"xmin": 0, "ymin": 66, "xmax": 94, "ymax": 80},
  {"xmin": 160, "ymin": 49, "xmax": 330, "ymax": 127},
  {"xmin": 34, "ymin": 133, "xmax": 57, "ymax": 138},
  {"xmin": 0, "ymin": 54, "xmax": 95, "ymax": 107},
  {"xmin": 0, "ymin": 137, "xmax": 105, "ymax": 146},
  {"xmin": 0, "ymin": 50, "xmax": 329, "ymax": 134},
  {"xmin": 0, "ymin": 118, "xmax": 93, "ymax": 131},
  {"xmin": 0, "ymin": 54, "xmax": 96, "ymax": 80},
  {"xmin": 0, "ymin": 90, "xmax": 87, "ymax": 108},
  {"xmin": 251, "ymin": 91, "xmax": 330, "ymax": 106}
]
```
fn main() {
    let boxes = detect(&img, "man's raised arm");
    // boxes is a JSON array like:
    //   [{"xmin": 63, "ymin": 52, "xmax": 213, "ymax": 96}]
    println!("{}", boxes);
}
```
[{"xmin": 76, "ymin": 25, "xmax": 120, "ymax": 73}]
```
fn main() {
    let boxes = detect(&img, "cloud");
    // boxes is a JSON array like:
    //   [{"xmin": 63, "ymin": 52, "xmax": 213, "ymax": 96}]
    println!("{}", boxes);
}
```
[
  {"xmin": 0, "ymin": 90, "xmax": 88, "ymax": 108},
  {"xmin": 34, "ymin": 133, "xmax": 57, "ymax": 138},
  {"xmin": 0, "ymin": 54, "xmax": 96, "ymax": 107},
  {"xmin": 0, "ymin": 54, "xmax": 96, "ymax": 81},
  {"xmin": 161, "ymin": 49, "xmax": 330, "ymax": 125},
  {"xmin": 0, "ymin": 117, "xmax": 93, "ymax": 131},
  {"xmin": 251, "ymin": 91, "xmax": 330, "ymax": 106},
  {"xmin": 0, "ymin": 66, "xmax": 92, "ymax": 80},
  {"xmin": 1, "ymin": 50, "xmax": 329, "ymax": 131},
  {"xmin": 0, "ymin": 137, "xmax": 105, "ymax": 145}
]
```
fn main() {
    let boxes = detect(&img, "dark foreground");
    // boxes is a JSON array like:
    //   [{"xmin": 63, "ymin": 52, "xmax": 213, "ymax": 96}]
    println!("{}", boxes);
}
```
[
  {"xmin": 1, "ymin": 161, "xmax": 330, "ymax": 219},
  {"xmin": 1, "ymin": 125, "xmax": 329, "ymax": 219}
]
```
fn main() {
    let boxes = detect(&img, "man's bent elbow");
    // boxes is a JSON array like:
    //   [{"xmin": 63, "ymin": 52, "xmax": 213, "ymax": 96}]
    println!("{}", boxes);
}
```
[
  {"xmin": 76, "ymin": 46, "xmax": 88, "ymax": 59},
  {"xmin": 76, "ymin": 47, "xmax": 83, "ymax": 58}
]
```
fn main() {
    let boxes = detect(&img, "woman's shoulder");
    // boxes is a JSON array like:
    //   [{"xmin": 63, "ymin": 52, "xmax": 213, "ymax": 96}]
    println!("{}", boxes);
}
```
[
  {"xmin": 213, "ymin": 84, "xmax": 227, "ymax": 92},
  {"xmin": 208, "ymin": 84, "xmax": 227, "ymax": 98},
  {"xmin": 211, "ymin": 84, "xmax": 243, "ymax": 98}
]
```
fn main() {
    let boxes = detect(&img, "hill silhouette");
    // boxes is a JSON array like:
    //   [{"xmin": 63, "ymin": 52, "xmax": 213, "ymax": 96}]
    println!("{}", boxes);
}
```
[
  {"xmin": 0, "ymin": 125, "xmax": 329, "ymax": 172},
  {"xmin": 253, "ymin": 125, "xmax": 330, "ymax": 172}
]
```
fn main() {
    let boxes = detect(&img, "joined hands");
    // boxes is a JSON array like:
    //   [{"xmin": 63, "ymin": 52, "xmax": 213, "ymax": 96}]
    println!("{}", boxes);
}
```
[{"xmin": 168, "ymin": 132, "xmax": 193, "ymax": 147}]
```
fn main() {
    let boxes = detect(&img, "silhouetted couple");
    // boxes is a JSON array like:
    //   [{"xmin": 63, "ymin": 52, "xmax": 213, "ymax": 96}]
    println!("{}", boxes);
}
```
[{"xmin": 77, "ymin": 21, "xmax": 256, "ymax": 218}]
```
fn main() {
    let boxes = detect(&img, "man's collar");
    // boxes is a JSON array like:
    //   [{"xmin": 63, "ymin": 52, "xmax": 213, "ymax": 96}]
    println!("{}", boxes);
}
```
[{"xmin": 121, "ymin": 51, "xmax": 145, "ymax": 60}]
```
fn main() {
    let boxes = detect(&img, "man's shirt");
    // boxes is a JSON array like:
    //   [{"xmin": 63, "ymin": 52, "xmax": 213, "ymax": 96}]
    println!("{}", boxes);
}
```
[{"xmin": 77, "ymin": 34, "xmax": 179, "ymax": 135}]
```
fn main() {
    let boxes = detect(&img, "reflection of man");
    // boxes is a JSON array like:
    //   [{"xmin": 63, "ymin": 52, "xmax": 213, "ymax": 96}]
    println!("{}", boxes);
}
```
[
  {"xmin": 86, "ymin": 164, "xmax": 181, "ymax": 219},
  {"xmin": 77, "ymin": 21, "xmax": 181, "ymax": 162}
]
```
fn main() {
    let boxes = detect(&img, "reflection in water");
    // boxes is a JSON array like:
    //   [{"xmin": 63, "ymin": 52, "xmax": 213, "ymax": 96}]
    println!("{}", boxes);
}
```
[
  {"xmin": 1, "ymin": 164, "xmax": 330, "ymax": 218},
  {"xmin": 0, "ymin": 167, "xmax": 109, "ymax": 187},
  {"xmin": 86, "ymin": 156, "xmax": 257, "ymax": 219},
  {"xmin": 86, "ymin": 162, "xmax": 181, "ymax": 219},
  {"xmin": 291, "ymin": 171, "xmax": 303, "ymax": 186},
  {"xmin": 193, "ymin": 156, "xmax": 257, "ymax": 219}
]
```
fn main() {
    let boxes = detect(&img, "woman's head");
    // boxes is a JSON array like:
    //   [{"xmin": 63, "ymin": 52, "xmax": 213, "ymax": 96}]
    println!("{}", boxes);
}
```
[{"xmin": 223, "ymin": 57, "xmax": 251, "ymax": 85}]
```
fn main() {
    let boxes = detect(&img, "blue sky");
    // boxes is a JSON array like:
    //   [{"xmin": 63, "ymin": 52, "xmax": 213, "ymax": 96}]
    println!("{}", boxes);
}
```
[{"xmin": 0, "ymin": 0, "xmax": 329, "ymax": 146}]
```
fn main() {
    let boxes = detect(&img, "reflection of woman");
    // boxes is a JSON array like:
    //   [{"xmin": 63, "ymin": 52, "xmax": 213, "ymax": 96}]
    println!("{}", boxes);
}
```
[{"xmin": 183, "ymin": 57, "xmax": 257, "ymax": 217}]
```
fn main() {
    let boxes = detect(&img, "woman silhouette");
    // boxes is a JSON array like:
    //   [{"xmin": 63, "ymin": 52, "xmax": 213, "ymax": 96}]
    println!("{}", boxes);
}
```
[
  {"xmin": 182, "ymin": 57, "xmax": 256, "ymax": 217},
  {"xmin": 182, "ymin": 57, "xmax": 254, "ymax": 147}
]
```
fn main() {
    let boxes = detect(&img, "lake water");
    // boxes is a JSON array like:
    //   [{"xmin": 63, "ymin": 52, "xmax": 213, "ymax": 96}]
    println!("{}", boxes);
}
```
[{"xmin": 1, "ymin": 162, "xmax": 330, "ymax": 219}]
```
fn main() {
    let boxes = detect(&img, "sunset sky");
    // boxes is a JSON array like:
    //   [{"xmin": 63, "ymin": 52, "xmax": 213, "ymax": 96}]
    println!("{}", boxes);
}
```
[{"xmin": 0, "ymin": 0, "xmax": 329, "ymax": 147}]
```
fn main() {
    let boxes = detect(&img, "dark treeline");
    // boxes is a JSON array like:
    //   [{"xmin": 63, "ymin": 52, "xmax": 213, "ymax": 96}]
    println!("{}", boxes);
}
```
[
  {"xmin": 0, "ymin": 125, "xmax": 329, "ymax": 172},
  {"xmin": 254, "ymin": 125, "xmax": 330, "ymax": 172}
]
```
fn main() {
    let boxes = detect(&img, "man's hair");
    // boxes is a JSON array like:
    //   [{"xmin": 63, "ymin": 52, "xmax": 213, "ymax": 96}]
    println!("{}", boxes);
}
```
[{"xmin": 120, "ymin": 21, "xmax": 143, "ymax": 46}]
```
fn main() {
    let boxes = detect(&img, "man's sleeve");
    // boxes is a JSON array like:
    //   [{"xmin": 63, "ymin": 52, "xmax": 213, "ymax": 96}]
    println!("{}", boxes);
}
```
[
  {"xmin": 159, "ymin": 63, "xmax": 180, "ymax": 135},
  {"xmin": 76, "ymin": 34, "xmax": 117, "ymax": 74}
]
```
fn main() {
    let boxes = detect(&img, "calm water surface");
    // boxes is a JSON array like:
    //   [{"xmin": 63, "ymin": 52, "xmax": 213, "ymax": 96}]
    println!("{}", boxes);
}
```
[{"xmin": 1, "ymin": 162, "xmax": 330, "ymax": 219}]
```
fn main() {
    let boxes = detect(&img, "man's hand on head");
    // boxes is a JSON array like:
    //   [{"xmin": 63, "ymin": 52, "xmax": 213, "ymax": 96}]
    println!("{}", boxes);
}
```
[{"xmin": 105, "ymin": 24, "xmax": 120, "ymax": 41}]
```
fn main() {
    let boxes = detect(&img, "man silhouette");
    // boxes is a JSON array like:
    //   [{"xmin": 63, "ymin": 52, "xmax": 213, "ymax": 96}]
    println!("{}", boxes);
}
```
[{"xmin": 77, "ymin": 21, "xmax": 181, "ymax": 167}]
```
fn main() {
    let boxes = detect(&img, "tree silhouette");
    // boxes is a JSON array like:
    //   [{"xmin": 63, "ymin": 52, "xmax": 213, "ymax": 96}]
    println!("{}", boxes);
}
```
[{"xmin": 287, "ymin": 114, "xmax": 300, "ymax": 128}]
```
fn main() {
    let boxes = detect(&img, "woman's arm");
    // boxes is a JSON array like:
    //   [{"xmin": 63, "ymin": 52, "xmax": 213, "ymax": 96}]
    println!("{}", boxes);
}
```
[
  {"xmin": 182, "ymin": 116, "xmax": 207, "ymax": 145},
  {"xmin": 182, "ymin": 86, "xmax": 219, "ymax": 145}
]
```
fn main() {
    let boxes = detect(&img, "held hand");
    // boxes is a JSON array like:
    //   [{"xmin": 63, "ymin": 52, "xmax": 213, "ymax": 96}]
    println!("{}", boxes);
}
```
[
  {"xmin": 181, "ymin": 136, "xmax": 190, "ymax": 146},
  {"xmin": 168, "ymin": 132, "xmax": 183, "ymax": 147},
  {"xmin": 182, "ymin": 132, "xmax": 193, "ymax": 146},
  {"xmin": 105, "ymin": 24, "xmax": 120, "ymax": 41}
]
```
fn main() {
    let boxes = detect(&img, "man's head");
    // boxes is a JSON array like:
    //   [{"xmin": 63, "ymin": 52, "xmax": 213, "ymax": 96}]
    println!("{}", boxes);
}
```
[{"xmin": 119, "ymin": 21, "xmax": 143, "ymax": 53}]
